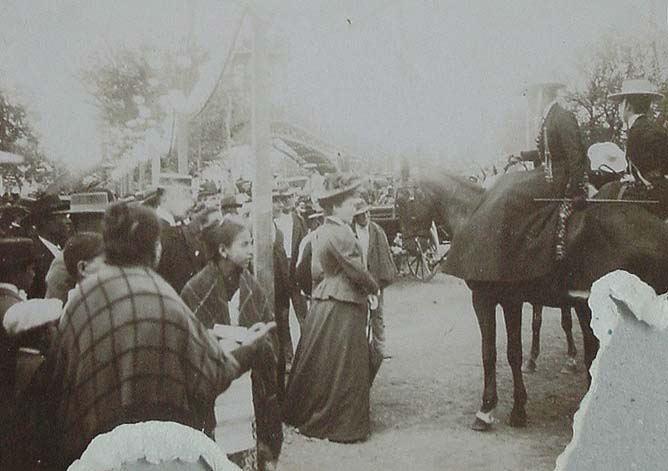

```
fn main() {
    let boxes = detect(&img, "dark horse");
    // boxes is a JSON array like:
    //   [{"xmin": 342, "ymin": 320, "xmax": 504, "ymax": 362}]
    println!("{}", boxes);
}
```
[{"xmin": 396, "ymin": 168, "xmax": 668, "ymax": 431}]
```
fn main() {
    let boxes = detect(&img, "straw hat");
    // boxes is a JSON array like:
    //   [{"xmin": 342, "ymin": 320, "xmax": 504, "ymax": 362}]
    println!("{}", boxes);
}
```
[
  {"xmin": 608, "ymin": 79, "xmax": 664, "ymax": 101},
  {"xmin": 55, "ymin": 192, "xmax": 109, "ymax": 214}
]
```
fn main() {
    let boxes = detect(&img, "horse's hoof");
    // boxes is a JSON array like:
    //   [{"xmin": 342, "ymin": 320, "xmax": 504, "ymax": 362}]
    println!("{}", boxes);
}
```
[
  {"xmin": 471, "ymin": 410, "xmax": 495, "ymax": 432},
  {"xmin": 522, "ymin": 359, "xmax": 537, "ymax": 374},
  {"xmin": 509, "ymin": 409, "xmax": 527, "ymax": 428},
  {"xmin": 560, "ymin": 357, "xmax": 578, "ymax": 375},
  {"xmin": 471, "ymin": 417, "xmax": 492, "ymax": 432}
]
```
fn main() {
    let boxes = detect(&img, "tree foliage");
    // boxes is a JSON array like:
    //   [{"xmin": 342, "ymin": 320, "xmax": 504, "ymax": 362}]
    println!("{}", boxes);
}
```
[
  {"xmin": 568, "ymin": 32, "xmax": 668, "ymax": 149},
  {"xmin": 0, "ymin": 89, "xmax": 51, "ymax": 184}
]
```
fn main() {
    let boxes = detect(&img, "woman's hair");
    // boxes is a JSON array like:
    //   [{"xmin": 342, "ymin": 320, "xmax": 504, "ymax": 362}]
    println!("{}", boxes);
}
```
[
  {"xmin": 200, "ymin": 214, "xmax": 248, "ymax": 262},
  {"xmin": 63, "ymin": 232, "xmax": 104, "ymax": 278},
  {"xmin": 103, "ymin": 202, "xmax": 161, "ymax": 267}
]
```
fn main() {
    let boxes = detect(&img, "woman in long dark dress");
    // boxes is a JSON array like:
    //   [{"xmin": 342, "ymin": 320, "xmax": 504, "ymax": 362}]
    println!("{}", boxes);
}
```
[{"xmin": 284, "ymin": 174, "xmax": 379, "ymax": 443}]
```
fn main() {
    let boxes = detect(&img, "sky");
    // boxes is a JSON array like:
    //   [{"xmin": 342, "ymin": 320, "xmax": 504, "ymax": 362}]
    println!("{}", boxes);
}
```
[{"xmin": 0, "ymin": 0, "xmax": 664, "ymax": 170}]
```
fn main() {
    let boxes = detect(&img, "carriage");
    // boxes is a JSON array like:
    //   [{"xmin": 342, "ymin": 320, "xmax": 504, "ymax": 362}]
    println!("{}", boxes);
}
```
[{"xmin": 368, "ymin": 187, "xmax": 450, "ymax": 282}]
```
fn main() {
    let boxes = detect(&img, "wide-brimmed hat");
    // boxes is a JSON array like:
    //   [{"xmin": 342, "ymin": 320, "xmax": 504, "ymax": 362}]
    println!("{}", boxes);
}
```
[
  {"xmin": 316, "ymin": 173, "xmax": 362, "ymax": 204},
  {"xmin": 220, "ymin": 195, "xmax": 243, "ymax": 209},
  {"xmin": 0, "ymin": 237, "xmax": 37, "ymax": 266},
  {"xmin": 55, "ymin": 192, "xmax": 109, "ymax": 214},
  {"xmin": 608, "ymin": 79, "xmax": 664, "ymax": 101},
  {"xmin": 354, "ymin": 199, "xmax": 370, "ymax": 216}
]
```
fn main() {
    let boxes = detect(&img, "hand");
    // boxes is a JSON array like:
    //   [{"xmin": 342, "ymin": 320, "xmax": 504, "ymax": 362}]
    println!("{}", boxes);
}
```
[{"xmin": 241, "ymin": 321, "xmax": 277, "ymax": 348}]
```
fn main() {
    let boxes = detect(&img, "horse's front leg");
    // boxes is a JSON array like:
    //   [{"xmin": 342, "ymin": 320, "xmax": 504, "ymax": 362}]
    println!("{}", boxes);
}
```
[
  {"xmin": 502, "ymin": 300, "xmax": 528, "ymax": 427},
  {"xmin": 574, "ymin": 302, "xmax": 599, "ymax": 386},
  {"xmin": 522, "ymin": 303, "xmax": 542, "ymax": 373},
  {"xmin": 471, "ymin": 289, "xmax": 498, "ymax": 432},
  {"xmin": 560, "ymin": 306, "xmax": 578, "ymax": 374}
]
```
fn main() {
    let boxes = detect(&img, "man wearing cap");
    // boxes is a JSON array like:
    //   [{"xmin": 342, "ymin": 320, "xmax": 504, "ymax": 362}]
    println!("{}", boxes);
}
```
[
  {"xmin": 353, "ymin": 200, "xmax": 397, "ymax": 382},
  {"xmin": 155, "ymin": 179, "xmax": 205, "ymax": 292},
  {"xmin": 608, "ymin": 79, "xmax": 668, "ymax": 219}
]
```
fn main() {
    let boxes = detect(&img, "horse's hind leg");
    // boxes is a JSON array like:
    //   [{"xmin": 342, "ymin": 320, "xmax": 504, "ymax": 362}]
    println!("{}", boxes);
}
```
[
  {"xmin": 574, "ymin": 302, "xmax": 599, "ymax": 386},
  {"xmin": 502, "ymin": 301, "xmax": 528, "ymax": 427},
  {"xmin": 471, "ymin": 289, "xmax": 498, "ymax": 432},
  {"xmin": 522, "ymin": 303, "xmax": 542, "ymax": 373},
  {"xmin": 560, "ymin": 306, "xmax": 578, "ymax": 374}
]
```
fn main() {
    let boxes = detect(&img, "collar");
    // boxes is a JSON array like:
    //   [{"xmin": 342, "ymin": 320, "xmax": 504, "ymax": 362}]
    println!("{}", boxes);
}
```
[
  {"xmin": 156, "ymin": 206, "xmax": 176, "ymax": 226},
  {"xmin": 628, "ymin": 114, "xmax": 644, "ymax": 130},
  {"xmin": 355, "ymin": 223, "xmax": 369, "ymax": 233}
]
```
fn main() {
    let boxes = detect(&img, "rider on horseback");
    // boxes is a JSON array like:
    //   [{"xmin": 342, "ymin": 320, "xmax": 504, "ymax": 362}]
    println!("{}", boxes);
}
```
[
  {"xmin": 607, "ymin": 79, "xmax": 668, "ymax": 219},
  {"xmin": 444, "ymin": 82, "xmax": 589, "ymax": 282}
]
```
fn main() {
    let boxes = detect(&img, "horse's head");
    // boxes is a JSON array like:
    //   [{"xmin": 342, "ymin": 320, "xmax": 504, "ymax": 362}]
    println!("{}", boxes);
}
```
[{"xmin": 396, "ymin": 166, "xmax": 485, "ymax": 239}]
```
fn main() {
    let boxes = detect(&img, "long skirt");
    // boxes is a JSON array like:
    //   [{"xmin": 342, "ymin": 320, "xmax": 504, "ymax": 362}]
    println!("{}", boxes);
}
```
[{"xmin": 284, "ymin": 298, "xmax": 370, "ymax": 442}]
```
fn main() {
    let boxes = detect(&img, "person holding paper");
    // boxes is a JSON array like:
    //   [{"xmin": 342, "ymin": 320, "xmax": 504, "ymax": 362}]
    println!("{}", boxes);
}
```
[
  {"xmin": 37, "ymin": 203, "xmax": 275, "ymax": 469},
  {"xmin": 182, "ymin": 215, "xmax": 283, "ymax": 471}
]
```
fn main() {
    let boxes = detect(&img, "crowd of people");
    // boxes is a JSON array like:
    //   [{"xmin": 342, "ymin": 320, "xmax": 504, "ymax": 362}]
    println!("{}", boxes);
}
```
[{"xmin": 0, "ymin": 164, "xmax": 398, "ymax": 470}]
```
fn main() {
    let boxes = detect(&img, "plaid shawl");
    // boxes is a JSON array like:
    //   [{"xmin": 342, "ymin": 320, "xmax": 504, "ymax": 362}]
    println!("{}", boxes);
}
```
[
  {"xmin": 42, "ymin": 265, "xmax": 247, "ymax": 467},
  {"xmin": 181, "ymin": 261, "xmax": 284, "ymax": 460}
]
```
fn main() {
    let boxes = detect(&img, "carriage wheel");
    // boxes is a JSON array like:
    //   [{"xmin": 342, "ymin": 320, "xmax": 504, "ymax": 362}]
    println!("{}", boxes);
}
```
[
  {"xmin": 406, "ymin": 237, "xmax": 433, "ymax": 281},
  {"xmin": 406, "ymin": 237, "xmax": 449, "ymax": 282}
]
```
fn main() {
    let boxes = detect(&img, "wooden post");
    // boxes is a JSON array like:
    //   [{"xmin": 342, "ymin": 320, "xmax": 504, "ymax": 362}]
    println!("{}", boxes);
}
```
[{"xmin": 250, "ymin": 12, "xmax": 274, "ymax": 305}]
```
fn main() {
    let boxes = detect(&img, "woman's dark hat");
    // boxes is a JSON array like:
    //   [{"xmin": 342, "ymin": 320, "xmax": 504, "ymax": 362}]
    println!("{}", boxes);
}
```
[{"xmin": 316, "ymin": 173, "xmax": 362, "ymax": 204}]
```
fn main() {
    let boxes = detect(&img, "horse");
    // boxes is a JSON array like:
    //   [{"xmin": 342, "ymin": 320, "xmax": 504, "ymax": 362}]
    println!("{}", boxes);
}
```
[
  {"xmin": 396, "ymin": 166, "xmax": 668, "ymax": 431},
  {"xmin": 475, "ymin": 163, "xmax": 580, "ymax": 376}
]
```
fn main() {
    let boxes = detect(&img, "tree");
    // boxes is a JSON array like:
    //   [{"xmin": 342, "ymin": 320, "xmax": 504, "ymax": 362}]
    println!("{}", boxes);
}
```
[
  {"xmin": 81, "ymin": 44, "xmax": 209, "ymax": 167},
  {"xmin": 568, "ymin": 32, "xmax": 668, "ymax": 149},
  {"xmin": 0, "ymin": 89, "xmax": 51, "ymax": 186}
]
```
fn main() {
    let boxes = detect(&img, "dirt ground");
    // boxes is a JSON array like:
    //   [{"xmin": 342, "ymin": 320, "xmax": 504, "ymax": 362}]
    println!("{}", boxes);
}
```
[{"xmin": 277, "ymin": 274, "xmax": 588, "ymax": 471}]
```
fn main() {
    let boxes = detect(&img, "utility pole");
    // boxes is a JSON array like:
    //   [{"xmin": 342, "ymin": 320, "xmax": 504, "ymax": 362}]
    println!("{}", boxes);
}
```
[
  {"xmin": 250, "ymin": 12, "xmax": 275, "ymax": 305},
  {"xmin": 176, "ymin": 0, "xmax": 196, "ymax": 175}
]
